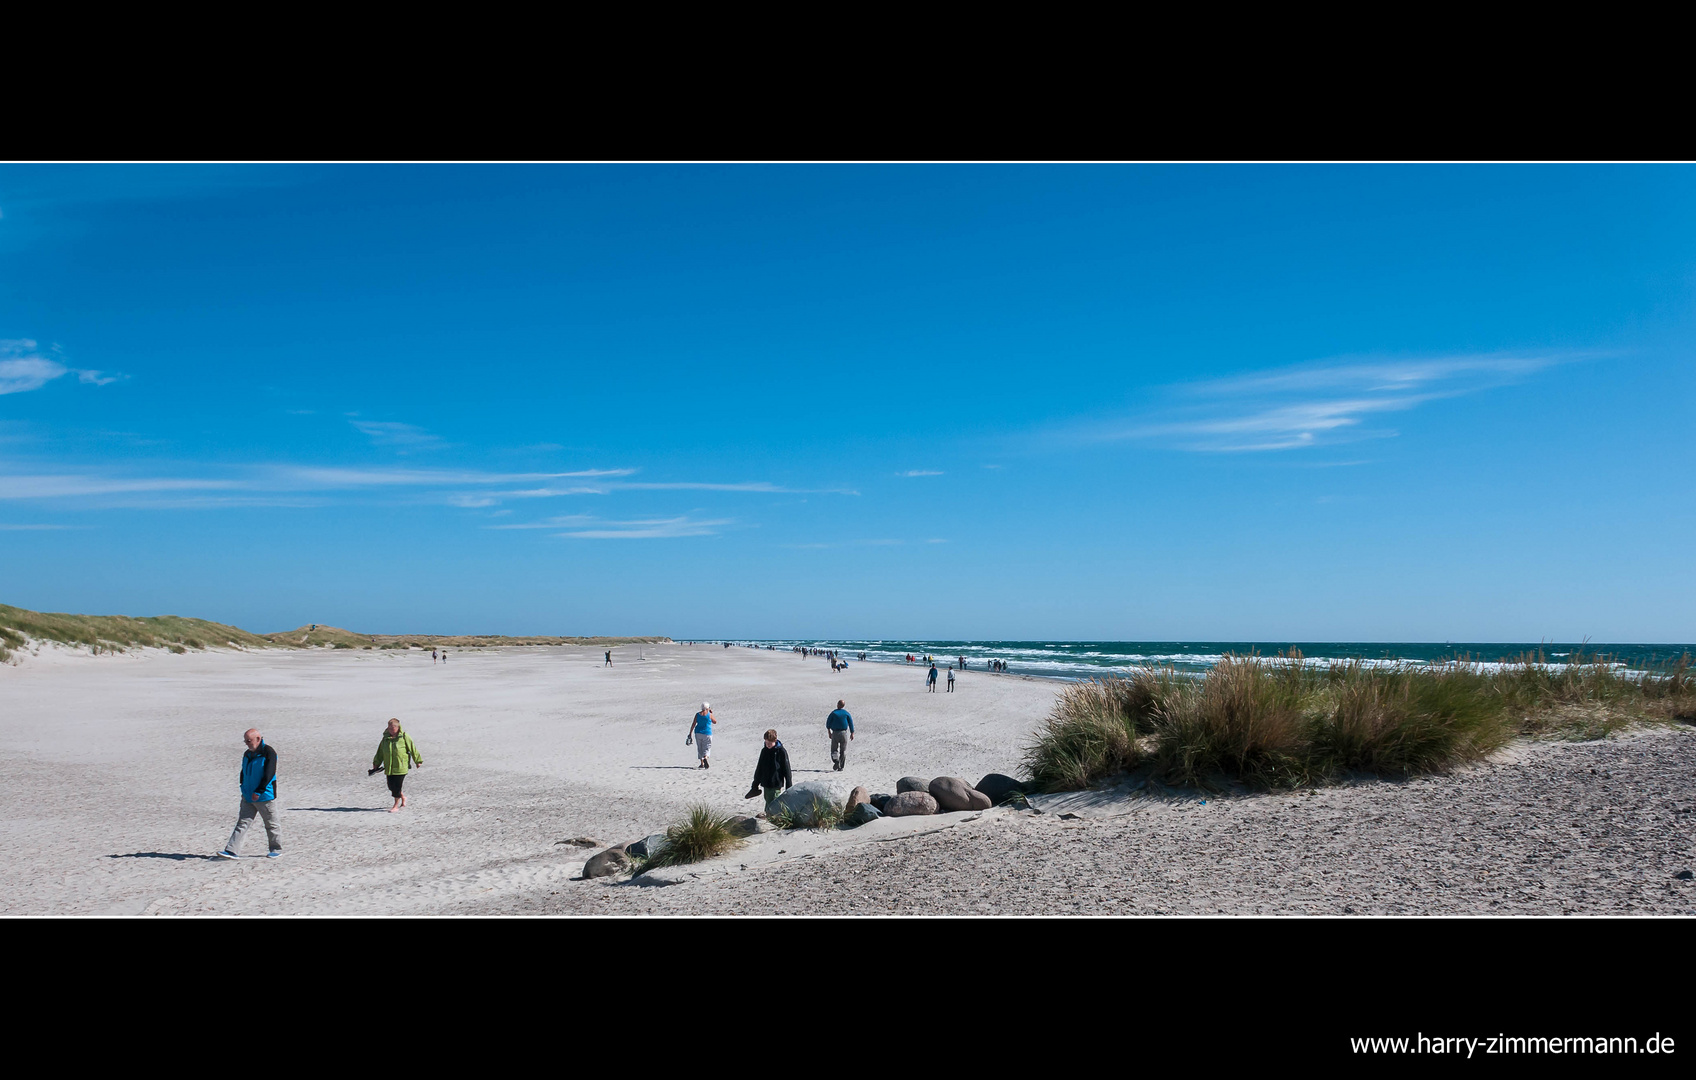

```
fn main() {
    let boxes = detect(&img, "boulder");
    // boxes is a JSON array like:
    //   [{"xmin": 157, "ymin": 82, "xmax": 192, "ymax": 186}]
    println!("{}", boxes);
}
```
[
  {"xmin": 627, "ymin": 833, "xmax": 670, "ymax": 860},
  {"xmin": 844, "ymin": 786, "xmax": 871, "ymax": 815},
  {"xmin": 896, "ymin": 776, "xmax": 931, "ymax": 794},
  {"xmin": 929, "ymin": 776, "xmax": 990, "ymax": 812},
  {"xmin": 770, "ymin": 780, "xmax": 844, "ymax": 827},
  {"xmin": 974, "ymin": 773, "xmax": 1029, "ymax": 804},
  {"xmin": 869, "ymin": 793, "xmax": 893, "ymax": 811},
  {"xmin": 582, "ymin": 848, "xmax": 631, "ymax": 878},
  {"xmin": 883, "ymin": 791, "xmax": 939, "ymax": 817},
  {"xmin": 724, "ymin": 815, "xmax": 762, "ymax": 838},
  {"xmin": 845, "ymin": 802, "xmax": 883, "ymax": 827}
]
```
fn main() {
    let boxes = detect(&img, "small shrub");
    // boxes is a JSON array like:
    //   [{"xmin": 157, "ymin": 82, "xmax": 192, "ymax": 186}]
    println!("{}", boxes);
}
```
[
  {"xmin": 332, "ymin": 642, "xmax": 353, "ymax": 650},
  {"xmin": 168, "ymin": 644, "xmax": 187, "ymax": 654},
  {"xmin": 768, "ymin": 795, "xmax": 843, "ymax": 830},
  {"xmin": 648, "ymin": 805, "xmax": 744, "ymax": 866}
]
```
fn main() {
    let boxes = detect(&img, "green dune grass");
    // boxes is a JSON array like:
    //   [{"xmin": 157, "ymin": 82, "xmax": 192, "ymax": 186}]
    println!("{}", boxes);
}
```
[{"xmin": 1024, "ymin": 651, "xmax": 1695, "ymax": 793}]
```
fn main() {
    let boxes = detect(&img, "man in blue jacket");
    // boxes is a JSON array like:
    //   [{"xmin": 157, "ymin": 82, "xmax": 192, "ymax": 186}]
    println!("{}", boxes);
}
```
[
  {"xmin": 826, "ymin": 699, "xmax": 854, "ymax": 771},
  {"xmin": 218, "ymin": 728, "xmax": 282, "ymax": 859}
]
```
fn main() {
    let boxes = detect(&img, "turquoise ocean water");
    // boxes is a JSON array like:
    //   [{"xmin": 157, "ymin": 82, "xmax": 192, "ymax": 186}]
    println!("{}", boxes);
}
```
[{"xmin": 723, "ymin": 640, "xmax": 1696, "ymax": 681}]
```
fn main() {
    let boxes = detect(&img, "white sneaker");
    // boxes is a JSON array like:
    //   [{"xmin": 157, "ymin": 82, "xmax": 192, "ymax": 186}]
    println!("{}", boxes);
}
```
[{"xmin": 216, "ymin": 850, "xmax": 238, "ymax": 859}]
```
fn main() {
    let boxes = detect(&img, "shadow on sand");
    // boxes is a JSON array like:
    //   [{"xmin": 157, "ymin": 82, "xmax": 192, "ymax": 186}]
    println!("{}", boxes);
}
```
[
  {"xmin": 288, "ymin": 806, "xmax": 387, "ymax": 813},
  {"xmin": 629, "ymin": 766, "xmax": 701, "ymax": 771},
  {"xmin": 106, "ymin": 852, "xmax": 219, "ymax": 861}
]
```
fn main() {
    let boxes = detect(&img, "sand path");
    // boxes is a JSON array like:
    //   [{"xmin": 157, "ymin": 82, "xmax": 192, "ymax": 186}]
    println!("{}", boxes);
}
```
[{"xmin": 0, "ymin": 642, "xmax": 1056, "ymax": 915}]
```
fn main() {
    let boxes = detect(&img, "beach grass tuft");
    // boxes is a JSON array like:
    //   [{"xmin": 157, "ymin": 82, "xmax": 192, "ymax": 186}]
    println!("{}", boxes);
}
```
[
  {"xmin": 1026, "ymin": 649, "xmax": 1696, "ymax": 793},
  {"xmin": 647, "ymin": 804, "xmax": 745, "ymax": 867},
  {"xmin": 767, "ymin": 795, "xmax": 844, "ymax": 831}
]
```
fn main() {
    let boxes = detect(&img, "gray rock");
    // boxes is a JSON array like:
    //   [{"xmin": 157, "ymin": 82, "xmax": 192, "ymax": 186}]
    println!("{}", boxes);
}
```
[
  {"xmin": 770, "ymin": 780, "xmax": 844, "ymax": 827},
  {"xmin": 896, "ymin": 776, "xmax": 931, "ymax": 794},
  {"xmin": 555, "ymin": 836, "xmax": 599, "ymax": 847},
  {"xmin": 974, "ymin": 773, "xmax": 1029, "ymax": 804},
  {"xmin": 869, "ymin": 793, "xmax": 893, "ymax": 811},
  {"xmin": 929, "ymin": 776, "xmax": 990, "ymax": 812},
  {"xmin": 583, "ymin": 848, "xmax": 631, "ymax": 878},
  {"xmin": 844, "ymin": 785, "xmax": 872, "ymax": 815},
  {"xmin": 724, "ymin": 815, "xmax": 762, "ymax": 838},
  {"xmin": 883, "ymin": 791, "xmax": 939, "ymax": 817},
  {"xmin": 845, "ymin": 802, "xmax": 884, "ymax": 827},
  {"xmin": 627, "ymin": 833, "xmax": 670, "ymax": 859}
]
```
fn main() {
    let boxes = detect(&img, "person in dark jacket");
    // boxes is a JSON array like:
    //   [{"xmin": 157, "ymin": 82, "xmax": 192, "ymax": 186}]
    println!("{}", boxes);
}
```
[
  {"xmin": 745, "ymin": 728, "xmax": 793, "ymax": 810},
  {"xmin": 218, "ymin": 728, "xmax": 281, "ymax": 859}
]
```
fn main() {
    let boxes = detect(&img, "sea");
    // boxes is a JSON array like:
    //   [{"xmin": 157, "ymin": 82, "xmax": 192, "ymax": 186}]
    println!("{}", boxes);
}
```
[{"xmin": 719, "ymin": 640, "xmax": 1696, "ymax": 681}]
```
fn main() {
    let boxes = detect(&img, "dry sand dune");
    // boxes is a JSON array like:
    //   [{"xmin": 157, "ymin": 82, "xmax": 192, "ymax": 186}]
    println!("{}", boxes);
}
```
[{"xmin": 0, "ymin": 642, "xmax": 1058, "ymax": 915}]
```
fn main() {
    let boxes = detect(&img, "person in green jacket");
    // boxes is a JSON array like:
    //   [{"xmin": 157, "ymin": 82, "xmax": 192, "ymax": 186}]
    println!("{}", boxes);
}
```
[{"xmin": 373, "ymin": 717, "xmax": 423, "ymax": 812}]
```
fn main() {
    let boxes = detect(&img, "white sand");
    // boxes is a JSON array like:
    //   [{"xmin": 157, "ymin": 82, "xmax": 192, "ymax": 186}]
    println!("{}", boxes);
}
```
[{"xmin": 0, "ymin": 642, "xmax": 1060, "ymax": 915}]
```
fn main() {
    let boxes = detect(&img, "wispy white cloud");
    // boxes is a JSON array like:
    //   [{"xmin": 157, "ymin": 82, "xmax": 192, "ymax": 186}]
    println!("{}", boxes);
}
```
[
  {"xmin": 0, "ymin": 340, "xmax": 122, "ymax": 395},
  {"xmin": 1088, "ymin": 354, "xmax": 1570, "ymax": 452},
  {"xmin": 0, "ymin": 475, "xmax": 243, "ymax": 499},
  {"xmin": 898, "ymin": 470, "xmax": 943, "ymax": 477},
  {"xmin": 556, "ymin": 515, "xmax": 733, "ymax": 539},
  {"xmin": 0, "ymin": 523, "xmax": 79, "ymax": 530},
  {"xmin": 349, "ymin": 420, "xmax": 440, "ymax": 447}
]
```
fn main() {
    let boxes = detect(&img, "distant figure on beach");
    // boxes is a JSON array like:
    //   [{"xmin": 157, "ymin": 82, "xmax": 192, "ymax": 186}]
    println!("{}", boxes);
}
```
[
  {"xmin": 745, "ymin": 728, "xmax": 792, "ymax": 810},
  {"xmin": 217, "ymin": 728, "xmax": 281, "ymax": 859},
  {"xmin": 604, "ymin": 650, "xmax": 612, "ymax": 666},
  {"xmin": 373, "ymin": 717, "xmax": 423, "ymax": 813},
  {"xmin": 432, "ymin": 648, "xmax": 438, "ymax": 664},
  {"xmin": 927, "ymin": 663, "xmax": 939, "ymax": 692},
  {"xmin": 687, "ymin": 702, "xmax": 715, "ymax": 769},
  {"xmin": 826, "ymin": 698, "xmax": 854, "ymax": 770},
  {"xmin": 947, "ymin": 667, "xmax": 956, "ymax": 692}
]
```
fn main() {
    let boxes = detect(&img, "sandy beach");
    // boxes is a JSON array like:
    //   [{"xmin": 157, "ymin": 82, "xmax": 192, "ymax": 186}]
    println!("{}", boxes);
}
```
[
  {"xmin": 0, "ymin": 643, "xmax": 1058, "ymax": 915},
  {"xmin": 3, "ymin": 641, "xmax": 1692, "ymax": 916}
]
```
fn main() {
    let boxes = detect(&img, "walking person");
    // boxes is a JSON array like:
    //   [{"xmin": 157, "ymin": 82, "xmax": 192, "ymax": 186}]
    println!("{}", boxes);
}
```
[
  {"xmin": 431, "ymin": 648, "xmax": 438, "ymax": 664},
  {"xmin": 744, "ymin": 728, "xmax": 793, "ymax": 811},
  {"xmin": 826, "ymin": 699, "xmax": 854, "ymax": 771},
  {"xmin": 605, "ymin": 650, "xmax": 612, "ymax": 666},
  {"xmin": 947, "ymin": 666, "xmax": 956, "ymax": 692},
  {"xmin": 373, "ymin": 717, "xmax": 423, "ymax": 812},
  {"xmin": 217, "ymin": 728, "xmax": 281, "ymax": 859},
  {"xmin": 927, "ymin": 662, "xmax": 939, "ymax": 692},
  {"xmin": 686, "ymin": 702, "xmax": 715, "ymax": 769}
]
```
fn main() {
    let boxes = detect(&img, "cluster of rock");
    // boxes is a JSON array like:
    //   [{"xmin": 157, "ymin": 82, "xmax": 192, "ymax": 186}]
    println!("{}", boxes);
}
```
[
  {"xmin": 577, "ymin": 773, "xmax": 1031, "ymax": 879},
  {"xmin": 852, "ymin": 773, "xmax": 1026, "ymax": 819}
]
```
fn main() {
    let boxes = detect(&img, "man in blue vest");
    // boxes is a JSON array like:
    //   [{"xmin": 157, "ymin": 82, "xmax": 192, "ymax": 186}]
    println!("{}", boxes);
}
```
[{"xmin": 217, "ymin": 728, "xmax": 281, "ymax": 859}]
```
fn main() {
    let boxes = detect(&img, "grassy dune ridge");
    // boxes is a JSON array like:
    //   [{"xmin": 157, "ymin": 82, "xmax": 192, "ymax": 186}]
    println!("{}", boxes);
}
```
[
  {"xmin": 1024, "ymin": 650, "xmax": 1696, "ymax": 792},
  {"xmin": 0, "ymin": 603, "xmax": 667, "ymax": 662}
]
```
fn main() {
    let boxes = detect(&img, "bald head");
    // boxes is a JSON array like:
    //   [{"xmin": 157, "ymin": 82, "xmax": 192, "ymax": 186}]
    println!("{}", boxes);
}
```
[{"xmin": 243, "ymin": 728, "xmax": 262, "ymax": 749}]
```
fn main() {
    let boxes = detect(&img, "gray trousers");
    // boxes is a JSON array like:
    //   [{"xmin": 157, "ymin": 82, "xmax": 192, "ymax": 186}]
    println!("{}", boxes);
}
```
[
  {"xmin": 226, "ymin": 798, "xmax": 282, "ymax": 854},
  {"xmin": 829, "ymin": 730, "xmax": 849, "ymax": 769}
]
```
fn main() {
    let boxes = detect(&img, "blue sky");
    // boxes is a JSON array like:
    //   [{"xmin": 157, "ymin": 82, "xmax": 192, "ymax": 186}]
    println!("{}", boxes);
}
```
[{"xmin": 1, "ymin": 165, "xmax": 1692, "ymax": 641}]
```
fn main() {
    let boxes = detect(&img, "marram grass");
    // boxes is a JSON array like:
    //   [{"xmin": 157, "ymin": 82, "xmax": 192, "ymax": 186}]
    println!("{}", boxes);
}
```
[
  {"xmin": 1024, "ymin": 651, "xmax": 1695, "ymax": 793},
  {"xmin": 646, "ymin": 805, "xmax": 745, "ymax": 868}
]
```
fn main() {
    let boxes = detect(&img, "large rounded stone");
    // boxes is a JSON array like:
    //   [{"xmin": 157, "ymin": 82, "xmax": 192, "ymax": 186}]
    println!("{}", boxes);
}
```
[
  {"xmin": 883, "ymin": 791, "xmax": 939, "ymax": 817},
  {"xmin": 583, "ymin": 848, "xmax": 631, "ymax": 878},
  {"xmin": 974, "ymin": 773, "xmax": 1028, "ymax": 804},
  {"xmin": 929, "ymin": 775, "xmax": 989, "ymax": 812},
  {"xmin": 724, "ymin": 815, "xmax": 762, "ymax": 838},
  {"xmin": 770, "ymin": 780, "xmax": 844, "ymax": 827},
  {"xmin": 896, "ymin": 776, "xmax": 931, "ymax": 794},
  {"xmin": 844, "ymin": 786, "xmax": 871, "ymax": 815},
  {"xmin": 845, "ymin": 802, "xmax": 883, "ymax": 827}
]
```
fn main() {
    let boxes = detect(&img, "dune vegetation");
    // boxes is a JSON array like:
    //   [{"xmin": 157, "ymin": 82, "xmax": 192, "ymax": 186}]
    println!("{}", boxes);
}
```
[
  {"xmin": 1024, "ymin": 651, "xmax": 1695, "ymax": 793},
  {"xmin": 0, "ymin": 603, "xmax": 668, "ymax": 663},
  {"xmin": 646, "ymin": 805, "xmax": 745, "ymax": 868},
  {"xmin": 0, "ymin": 603, "xmax": 272, "ymax": 662}
]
